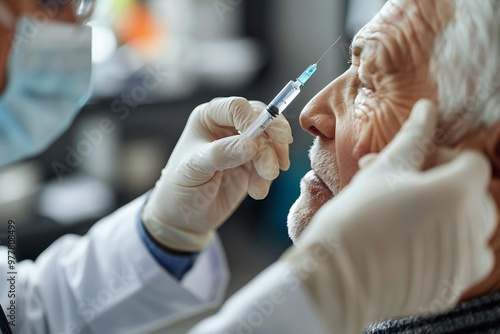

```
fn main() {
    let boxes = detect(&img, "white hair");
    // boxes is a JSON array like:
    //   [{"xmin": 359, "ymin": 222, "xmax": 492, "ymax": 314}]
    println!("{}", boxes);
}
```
[{"xmin": 431, "ymin": 0, "xmax": 500, "ymax": 143}]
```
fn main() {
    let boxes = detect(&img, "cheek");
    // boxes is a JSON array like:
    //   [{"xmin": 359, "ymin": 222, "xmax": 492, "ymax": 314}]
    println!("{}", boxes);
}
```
[
  {"xmin": 335, "ymin": 115, "xmax": 361, "ymax": 188},
  {"xmin": 354, "ymin": 91, "xmax": 414, "ymax": 154},
  {"xmin": 353, "ymin": 72, "xmax": 438, "ymax": 154}
]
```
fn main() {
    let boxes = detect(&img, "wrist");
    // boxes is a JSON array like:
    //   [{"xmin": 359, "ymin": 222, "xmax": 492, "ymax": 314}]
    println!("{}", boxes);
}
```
[
  {"xmin": 140, "ymin": 219, "xmax": 198, "ymax": 256},
  {"xmin": 141, "ymin": 202, "xmax": 213, "ymax": 253}
]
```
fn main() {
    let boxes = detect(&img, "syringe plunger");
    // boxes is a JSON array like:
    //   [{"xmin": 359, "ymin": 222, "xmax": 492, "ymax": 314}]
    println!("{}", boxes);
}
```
[{"xmin": 241, "ymin": 80, "xmax": 301, "ymax": 140}]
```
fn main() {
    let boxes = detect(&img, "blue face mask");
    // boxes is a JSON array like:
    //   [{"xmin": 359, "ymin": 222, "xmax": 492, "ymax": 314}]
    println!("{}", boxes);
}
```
[{"xmin": 0, "ymin": 17, "xmax": 92, "ymax": 167}]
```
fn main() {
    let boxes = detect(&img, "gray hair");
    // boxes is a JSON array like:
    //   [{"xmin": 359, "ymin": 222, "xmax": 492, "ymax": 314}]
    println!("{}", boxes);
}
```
[{"xmin": 431, "ymin": 0, "xmax": 500, "ymax": 143}]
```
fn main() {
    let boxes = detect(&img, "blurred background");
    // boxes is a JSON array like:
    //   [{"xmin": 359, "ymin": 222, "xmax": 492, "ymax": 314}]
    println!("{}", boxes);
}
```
[{"xmin": 0, "ymin": 0, "xmax": 385, "ymax": 331}]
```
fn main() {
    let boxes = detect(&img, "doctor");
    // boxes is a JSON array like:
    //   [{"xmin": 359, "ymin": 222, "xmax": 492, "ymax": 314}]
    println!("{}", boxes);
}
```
[
  {"xmin": 0, "ymin": 1, "xmax": 496, "ymax": 334},
  {"xmin": 0, "ymin": 1, "xmax": 234, "ymax": 332},
  {"xmin": 0, "ymin": 0, "xmax": 93, "ymax": 167}
]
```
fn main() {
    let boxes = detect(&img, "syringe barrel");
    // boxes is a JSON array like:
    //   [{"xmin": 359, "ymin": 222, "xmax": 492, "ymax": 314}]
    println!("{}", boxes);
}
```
[
  {"xmin": 241, "ymin": 80, "xmax": 302, "ymax": 140},
  {"xmin": 268, "ymin": 80, "xmax": 302, "ymax": 115},
  {"xmin": 241, "ymin": 109, "xmax": 275, "ymax": 140}
]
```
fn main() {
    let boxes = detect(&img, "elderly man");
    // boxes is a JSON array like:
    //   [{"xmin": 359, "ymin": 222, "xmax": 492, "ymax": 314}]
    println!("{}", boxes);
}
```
[
  {"xmin": 0, "ymin": 0, "xmax": 498, "ymax": 333},
  {"xmin": 293, "ymin": 0, "xmax": 500, "ymax": 331},
  {"xmin": 185, "ymin": 0, "xmax": 500, "ymax": 332}
]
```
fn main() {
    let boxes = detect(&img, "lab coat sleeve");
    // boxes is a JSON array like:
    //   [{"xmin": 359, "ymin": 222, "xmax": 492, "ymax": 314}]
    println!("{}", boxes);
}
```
[
  {"xmin": 137, "ymin": 214, "xmax": 199, "ymax": 281},
  {"xmin": 0, "ymin": 195, "xmax": 230, "ymax": 334},
  {"xmin": 188, "ymin": 262, "xmax": 329, "ymax": 334}
]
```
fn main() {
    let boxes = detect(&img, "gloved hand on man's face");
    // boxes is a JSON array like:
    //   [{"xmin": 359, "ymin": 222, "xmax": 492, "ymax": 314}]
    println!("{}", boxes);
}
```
[
  {"xmin": 287, "ymin": 0, "xmax": 500, "ymax": 304},
  {"xmin": 283, "ymin": 100, "xmax": 497, "ymax": 333}
]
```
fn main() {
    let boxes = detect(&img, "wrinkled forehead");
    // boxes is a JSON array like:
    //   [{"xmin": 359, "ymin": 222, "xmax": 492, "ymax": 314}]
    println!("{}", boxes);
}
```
[
  {"xmin": 351, "ymin": 1, "xmax": 407, "ymax": 62},
  {"xmin": 351, "ymin": 0, "xmax": 454, "ymax": 66},
  {"xmin": 352, "ymin": 0, "xmax": 406, "ymax": 40}
]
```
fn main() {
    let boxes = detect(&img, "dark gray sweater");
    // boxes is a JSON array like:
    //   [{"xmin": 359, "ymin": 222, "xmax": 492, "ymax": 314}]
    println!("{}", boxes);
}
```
[{"xmin": 365, "ymin": 292, "xmax": 500, "ymax": 334}]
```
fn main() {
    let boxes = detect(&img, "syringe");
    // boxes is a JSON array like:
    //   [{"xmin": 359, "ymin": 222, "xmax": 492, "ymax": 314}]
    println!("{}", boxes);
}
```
[{"xmin": 241, "ymin": 36, "xmax": 342, "ymax": 140}]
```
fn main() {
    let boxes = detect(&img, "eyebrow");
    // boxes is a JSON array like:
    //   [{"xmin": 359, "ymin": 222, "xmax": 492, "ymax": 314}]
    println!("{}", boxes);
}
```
[{"xmin": 350, "ymin": 38, "xmax": 364, "ymax": 59}]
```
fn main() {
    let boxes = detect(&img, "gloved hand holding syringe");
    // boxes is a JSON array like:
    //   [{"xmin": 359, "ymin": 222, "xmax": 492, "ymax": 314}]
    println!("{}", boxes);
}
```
[
  {"xmin": 241, "ymin": 36, "xmax": 342, "ymax": 140},
  {"xmin": 142, "ymin": 37, "xmax": 341, "ymax": 253}
]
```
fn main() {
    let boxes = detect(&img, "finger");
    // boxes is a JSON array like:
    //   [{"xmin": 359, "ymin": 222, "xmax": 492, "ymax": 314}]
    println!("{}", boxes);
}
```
[
  {"xmin": 469, "ymin": 203, "xmax": 497, "ymax": 273},
  {"xmin": 273, "ymin": 141, "xmax": 291, "ymax": 171},
  {"xmin": 199, "ymin": 97, "xmax": 293, "ymax": 144},
  {"xmin": 358, "ymin": 153, "xmax": 379, "ymax": 169},
  {"xmin": 248, "ymin": 101, "xmax": 290, "ymax": 171},
  {"xmin": 248, "ymin": 167, "xmax": 272, "ymax": 200},
  {"xmin": 422, "ymin": 151, "xmax": 491, "ymax": 197},
  {"xmin": 178, "ymin": 136, "xmax": 258, "ymax": 184},
  {"xmin": 248, "ymin": 100, "xmax": 293, "ymax": 144},
  {"xmin": 252, "ymin": 136, "xmax": 280, "ymax": 180},
  {"xmin": 249, "ymin": 101, "xmax": 294, "ymax": 144},
  {"xmin": 462, "ymin": 189, "xmax": 497, "ymax": 252},
  {"xmin": 424, "ymin": 147, "xmax": 459, "ymax": 170},
  {"xmin": 378, "ymin": 99, "xmax": 438, "ymax": 171},
  {"xmin": 249, "ymin": 100, "xmax": 267, "ymax": 113},
  {"xmin": 463, "ymin": 210, "xmax": 496, "ymax": 287},
  {"xmin": 421, "ymin": 150, "xmax": 495, "ymax": 282},
  {"xmin": 472, "ymin": 248, "xmax": 495, "ymax": 287},
  {"xmin": 452, "ymin": 217, "xmax": 494, "ymax": 299},
  {"xmin": 250, "ymin": 109, "xmax": 293, "ymax": 144},
  {"xmin": 477, "ymin": 194, "xmax": 498, "ymax": 244},
  {"xmin": 210, "ymin": 135, "xmax": 259, "ymax": 170},
  {"xmin": 203, "ymin": 97, "xmax": 264, "ymax": 136}
]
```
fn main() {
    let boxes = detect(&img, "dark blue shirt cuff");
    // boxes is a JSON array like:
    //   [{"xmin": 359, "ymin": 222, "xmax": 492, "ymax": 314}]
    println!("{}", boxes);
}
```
[{"xmin": 137, "ymin": 207, "xmax": 199, "ymax": 280}]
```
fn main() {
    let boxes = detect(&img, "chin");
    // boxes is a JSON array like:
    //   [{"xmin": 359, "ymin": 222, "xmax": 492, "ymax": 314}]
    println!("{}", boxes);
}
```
[
  {"xmin": 287, "ymin": 194, "xmax": 313, "ymax": 244},
  {"xmin": 287, "ymin": 140, "xmax": 341, "ymax": 243},
  {"xmin": 287, "ymin": 186, "xmax": 334, "ymax": 244}
]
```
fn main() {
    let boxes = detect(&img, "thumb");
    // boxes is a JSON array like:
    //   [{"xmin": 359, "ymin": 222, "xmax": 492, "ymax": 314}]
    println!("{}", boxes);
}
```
[
  {"xmin": 378, "ymin": 99, "xmax": 438, "ymax": 171},
  {"xmin": 358, "ymin": 153, "xmax": 379, "ymax": 169}
]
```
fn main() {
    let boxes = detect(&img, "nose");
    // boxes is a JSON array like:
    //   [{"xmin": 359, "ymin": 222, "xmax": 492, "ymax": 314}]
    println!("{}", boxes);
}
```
[{"xmin": 299, "ymin": 79, "xmax": 339, "ymax": 140}]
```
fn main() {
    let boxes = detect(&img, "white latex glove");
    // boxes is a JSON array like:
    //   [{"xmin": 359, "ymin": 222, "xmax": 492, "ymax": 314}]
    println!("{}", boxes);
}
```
[
  {"xmin": 142, "ymin": 97, "xmax": 293, "ymax": 252},
  {"xmin": 283, "ymin": 100, "xmax": 497, "ymax": 333}
]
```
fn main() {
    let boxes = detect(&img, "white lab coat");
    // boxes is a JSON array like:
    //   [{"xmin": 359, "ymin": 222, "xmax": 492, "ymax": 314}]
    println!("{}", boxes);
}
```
[
  {"xmin": 188, "ymin": 262, "xmax": 329, "ymax": 334},
  {"xmin": 1, "ymin": 195, "xmax": 329, "ymax": 334},
  {"xmin": 0, "ymin": 196, "xmax": 229, "ymax": 334}
]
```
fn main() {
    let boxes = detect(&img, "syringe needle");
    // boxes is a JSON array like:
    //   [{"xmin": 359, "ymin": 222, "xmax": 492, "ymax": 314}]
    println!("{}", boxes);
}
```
[
  {"xmin": 315, "ymin": 35, "xmax": 342, "ymax": 65},
  {"xmin": 242, "ymin": 36, "xmax": 342, "ymax": 140}
]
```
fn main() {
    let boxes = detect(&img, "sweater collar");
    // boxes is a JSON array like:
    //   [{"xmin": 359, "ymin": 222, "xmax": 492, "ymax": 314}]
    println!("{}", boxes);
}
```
[{"xmin": 365, "ymin": 291, "xmax": 500, "ymax": 333}]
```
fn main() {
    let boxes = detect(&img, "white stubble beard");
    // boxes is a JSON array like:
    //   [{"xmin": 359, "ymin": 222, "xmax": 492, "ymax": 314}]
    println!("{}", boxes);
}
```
[{"xmin": 287, "ymin": 138, "xmax": 342, "ymax": 243}]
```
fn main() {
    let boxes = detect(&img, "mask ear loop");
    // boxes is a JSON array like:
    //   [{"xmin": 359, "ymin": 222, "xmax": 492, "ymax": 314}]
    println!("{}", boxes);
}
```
[{"xmin": 0, "ymin": 2, "xmax": 15, "ymax": 30}]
